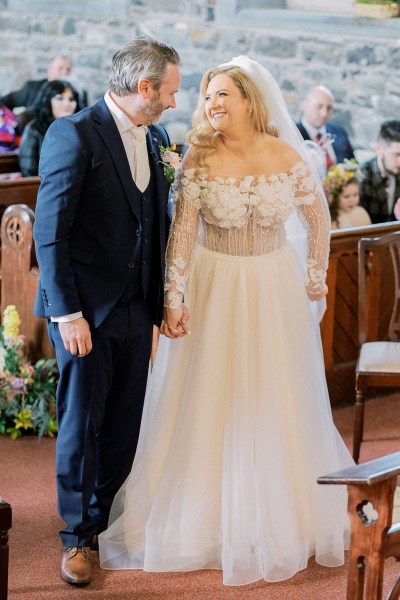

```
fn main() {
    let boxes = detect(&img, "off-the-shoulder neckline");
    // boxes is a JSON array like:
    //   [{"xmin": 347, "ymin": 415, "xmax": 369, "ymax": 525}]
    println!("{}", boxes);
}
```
[{"xmin": 182, "ymin": 159, "xmax": 307, "ymax": 182}]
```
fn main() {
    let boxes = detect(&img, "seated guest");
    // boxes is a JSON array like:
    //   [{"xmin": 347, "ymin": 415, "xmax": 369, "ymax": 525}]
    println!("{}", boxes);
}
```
[
  {"xmin": 0, "ymin": 104, "xmax": 19, "ymax": 152},
  {"xmin": 358, "ymin": 120, "xmax": 400, "ymax": 224},
  {"xmin": 324, "ymin": 161, "xmax": 371, "ymax": 230},
  {"xmin": 297, "ymin": 85, "xmax": 354, "ymax": 168},
  {"xmin": 0, "ymin": 55, "xmax": 87, "ymax": 132},
  {"xmin": 18, "ymin": 80, "xmax": 79, "ymax": 177}
]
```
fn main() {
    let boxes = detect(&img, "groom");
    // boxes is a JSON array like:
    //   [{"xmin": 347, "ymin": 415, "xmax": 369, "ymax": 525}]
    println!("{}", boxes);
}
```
[{"xmin": 33, "ymin": 36, "xmax": 180, "ymax": 585}]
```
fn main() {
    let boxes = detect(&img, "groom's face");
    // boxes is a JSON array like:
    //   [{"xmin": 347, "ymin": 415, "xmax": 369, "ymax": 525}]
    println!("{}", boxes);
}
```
[{"xmin": 140, "ymin": 63, "xmax": 180, "ymax": 124}]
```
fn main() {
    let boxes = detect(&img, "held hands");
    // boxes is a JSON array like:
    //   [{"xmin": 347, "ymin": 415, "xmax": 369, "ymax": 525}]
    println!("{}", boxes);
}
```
[
  {"xmin": 59, "ymin": 317, "xmax": 92, "ymax": 358},
  {"xmin": 161, "ymin": 305, "xmax": 190, "ymax": 339},
  {"xmin": 307, "ymin": 284, "xmax": 328, "ymax": 302}
]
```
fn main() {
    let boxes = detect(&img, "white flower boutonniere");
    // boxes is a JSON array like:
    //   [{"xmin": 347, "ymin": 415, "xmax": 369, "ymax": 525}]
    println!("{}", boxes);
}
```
[{"xmin": 159, "ymin": 144, "xmax": 182, "ymax": 183}]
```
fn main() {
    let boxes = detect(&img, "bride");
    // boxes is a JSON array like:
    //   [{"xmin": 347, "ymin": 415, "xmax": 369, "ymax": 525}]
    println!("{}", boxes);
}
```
[{"xmin": 99, "ymin": 56, "xmax": 354, "ymax": 587}]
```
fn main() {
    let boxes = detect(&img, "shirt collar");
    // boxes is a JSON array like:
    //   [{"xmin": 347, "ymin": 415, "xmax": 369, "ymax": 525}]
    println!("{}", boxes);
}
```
[{"xmin": 104, "ymin": 91, "xmax": 148, "ymax": 137}]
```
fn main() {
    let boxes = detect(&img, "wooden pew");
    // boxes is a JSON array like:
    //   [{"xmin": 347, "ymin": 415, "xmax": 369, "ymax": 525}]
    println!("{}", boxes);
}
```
[
  {"xmin": 318, "ymin": 452, "xmax": 400, "ymax": 600},
  {"xmin": 0, "ymin": 204, "xmax": 53, "ymax": 361},
  {"xmin": 321, "ymin": 221, "xmax": 400, "ymax": 407},
  {"xmin": 0, "ymin": 177, "xmax": 39, "ymax": 223},
  {"xmin": 0, "ymin": 152, "xmax": 19, "ymax": 174}
]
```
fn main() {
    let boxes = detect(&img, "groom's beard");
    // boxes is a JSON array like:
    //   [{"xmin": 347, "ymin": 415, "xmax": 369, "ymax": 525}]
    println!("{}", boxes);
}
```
[{"xmin": 141, "ymin": 91, "xmax": 168, "ymax": 124}]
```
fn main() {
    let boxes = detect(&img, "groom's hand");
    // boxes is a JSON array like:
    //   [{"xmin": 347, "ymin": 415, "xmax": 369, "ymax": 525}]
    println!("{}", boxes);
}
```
[
  {"xmin": 59, "ymin": 317, "xmax": 92, "ymax": 357},
  {"xmin": 161, "ymin": 304, "xmax": 190, "ymax": 339}
]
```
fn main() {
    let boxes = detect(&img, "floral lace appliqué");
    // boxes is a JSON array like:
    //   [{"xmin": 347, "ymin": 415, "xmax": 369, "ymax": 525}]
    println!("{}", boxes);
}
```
[{"xmin": 164, "ymin": 161, "xmax": 330, "ymax": 308}]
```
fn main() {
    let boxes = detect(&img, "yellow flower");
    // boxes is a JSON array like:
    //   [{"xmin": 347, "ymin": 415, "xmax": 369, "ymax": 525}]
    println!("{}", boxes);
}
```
[
  {"xmin": 3, "ymin": 305, "xmax": 21, "ymax": 339},
  {"xmin": 323, "ymin": 160, "xmax": 359, "ymax": 204}
]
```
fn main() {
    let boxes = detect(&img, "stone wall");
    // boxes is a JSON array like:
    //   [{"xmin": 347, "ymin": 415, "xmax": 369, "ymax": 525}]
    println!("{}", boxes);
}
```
[{"xmin": 1, "ymin": 1, "xmax": 400, "ymax": 151}]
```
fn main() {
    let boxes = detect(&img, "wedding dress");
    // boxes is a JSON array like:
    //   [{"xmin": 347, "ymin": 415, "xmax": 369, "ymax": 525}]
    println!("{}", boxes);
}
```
[{"xmin": 99, "ymin": 160, "xmax": 354, "ymax": 586}]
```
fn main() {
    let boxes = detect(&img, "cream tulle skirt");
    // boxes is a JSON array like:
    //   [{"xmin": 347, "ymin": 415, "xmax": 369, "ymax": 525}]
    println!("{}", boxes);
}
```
[{"xmin": 99, "ymin": 243, "xmax": 353, "ymax": 586}]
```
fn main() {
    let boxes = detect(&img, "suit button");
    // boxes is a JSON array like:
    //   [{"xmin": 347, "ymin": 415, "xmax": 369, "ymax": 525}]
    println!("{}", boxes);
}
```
[
  {"xmin": 142, "ymin": 260, "xmax": 146, "ymax": 266},
  {"xmin": 144, "ymin": 238, "xmax": 148, "ymax": 244},
  {"xmin": 144, "ymin": 217, "xmax": 149, "ymax": 223},
  {"xmin": 142, "ymin": 195, "xmax": 146, "ymax": 202},
  {"xmin": 135, "ymin": 229, "xmax": 141, "ymax": 237},
  {"xmin": 128, "ymin": 262, "xmax": 135, "ymax": 269}
]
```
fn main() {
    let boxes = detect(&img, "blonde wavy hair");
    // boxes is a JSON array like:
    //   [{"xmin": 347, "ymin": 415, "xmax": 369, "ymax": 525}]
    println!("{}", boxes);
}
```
[{"xmin": 186, "ymin": 65, "xmax": 278, "ymax": 168}]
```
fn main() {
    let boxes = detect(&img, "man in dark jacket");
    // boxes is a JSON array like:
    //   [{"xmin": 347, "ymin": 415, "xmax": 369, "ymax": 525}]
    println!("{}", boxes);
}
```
[
  {"xmin": 0, "ymin": 55, "xmax": 87, "ymax": 131},
  {"xmin": 33, "ymin": 37, "xmax": 181, "ymax": 586},
  {"xmin": 296, "ymin": 85, "xmax": 354, "ymax": 167},
  {"xmin": 358, "ymin": 120, "xmax": 400, "ymax": 223}
]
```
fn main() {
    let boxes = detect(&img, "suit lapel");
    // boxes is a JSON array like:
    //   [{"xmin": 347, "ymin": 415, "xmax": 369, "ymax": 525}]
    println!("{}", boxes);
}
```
[
  {"xmin": 297, "ymin": 122, "xmax": 310, "ymax": 141},
  {"xmin": 93, "ymin": 99, "xmax": 141, "ymax": 221},
  {"xmin": 147, "ymin": 127, "xmax": 170, "ymax": 221}
]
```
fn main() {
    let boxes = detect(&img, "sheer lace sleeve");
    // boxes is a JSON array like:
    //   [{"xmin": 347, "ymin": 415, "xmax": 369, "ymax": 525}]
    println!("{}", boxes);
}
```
[
  {"xmin": 290, "ymin": 161, "xmax": 330, "ymax": 298},
  {"xmin": 164, "ymin": 169, "xmax": 201, "ymax": 308}
]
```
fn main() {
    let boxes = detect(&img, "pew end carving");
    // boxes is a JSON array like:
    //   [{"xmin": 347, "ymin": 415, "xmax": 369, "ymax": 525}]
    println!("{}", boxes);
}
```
[
  {"xmin": 318, "ymin": 452, "xmax": 400, "ymax": 600},
  {"xmin": 0, "ymin": 204, "xmax": 54, "ymax": 361}
]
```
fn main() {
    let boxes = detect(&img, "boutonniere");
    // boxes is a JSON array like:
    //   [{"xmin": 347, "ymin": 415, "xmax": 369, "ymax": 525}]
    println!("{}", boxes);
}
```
[{"xmin": 159, "ymin": 144, "xmax": 182, "ymax": 183}]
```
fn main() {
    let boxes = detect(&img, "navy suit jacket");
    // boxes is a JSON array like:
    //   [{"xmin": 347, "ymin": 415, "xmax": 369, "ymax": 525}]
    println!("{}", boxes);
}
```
[
  {"xmin": 296, "ymin": 121, "xmax": 355, "ymax": 164},
  {"xmin": 33, "ymin": 97, "xmax": 171, "ymax": 328}
]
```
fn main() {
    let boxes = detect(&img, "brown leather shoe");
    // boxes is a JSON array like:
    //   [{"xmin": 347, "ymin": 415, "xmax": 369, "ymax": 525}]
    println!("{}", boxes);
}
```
[{"xmin": 60, "ymin": 546, "xmax": 91, "ymax": 585}]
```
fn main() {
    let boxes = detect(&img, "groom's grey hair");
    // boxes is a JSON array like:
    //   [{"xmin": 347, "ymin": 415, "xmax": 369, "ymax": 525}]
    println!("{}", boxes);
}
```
[{"xmin": 109, "ymin": 36, "xmax": 180, "ymax": 96}]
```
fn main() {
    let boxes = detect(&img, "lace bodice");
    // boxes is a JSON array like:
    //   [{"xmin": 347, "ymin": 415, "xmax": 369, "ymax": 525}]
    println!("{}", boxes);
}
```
[{"xmin": 165, "ymin": 160, "xmax": 330, "ymax": 308}]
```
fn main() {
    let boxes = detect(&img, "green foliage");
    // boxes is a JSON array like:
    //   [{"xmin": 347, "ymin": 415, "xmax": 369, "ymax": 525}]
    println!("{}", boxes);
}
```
[{"xmin": 0, "ymin": 314, "xmax": 58, "ymax": 439}]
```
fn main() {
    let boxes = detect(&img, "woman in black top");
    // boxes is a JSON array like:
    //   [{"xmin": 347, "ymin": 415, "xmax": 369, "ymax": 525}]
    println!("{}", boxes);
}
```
[{"xmin": 18, "ymin": 79, "xmax": 79, "ymax": 177}]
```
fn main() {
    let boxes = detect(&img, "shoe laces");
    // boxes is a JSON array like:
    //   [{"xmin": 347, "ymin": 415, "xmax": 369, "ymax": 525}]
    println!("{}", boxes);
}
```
[{"xmin": 63, "ymin": 546, "xmax": 90, "ymax": 560}]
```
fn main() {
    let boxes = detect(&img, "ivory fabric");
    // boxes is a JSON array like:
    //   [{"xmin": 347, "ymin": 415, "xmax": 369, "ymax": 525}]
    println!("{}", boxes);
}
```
[
  {"xmin": 165, "ymin": 161, "xmax": 330, "ymax": 309},
  {"xmin": 99, "ymin": 162, "xmax": 354, "ymax": 586}
]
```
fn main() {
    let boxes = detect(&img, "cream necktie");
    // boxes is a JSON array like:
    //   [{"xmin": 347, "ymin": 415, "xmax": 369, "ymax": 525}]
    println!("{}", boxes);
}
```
[{"xmin": 130, "ymin": 125, "xmax": 150, "ymax": 192}]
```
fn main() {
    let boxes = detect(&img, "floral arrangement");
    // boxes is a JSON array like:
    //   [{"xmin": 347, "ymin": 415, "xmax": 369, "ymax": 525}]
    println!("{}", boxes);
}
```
[
  {"xmin": 159, "ymin": 144, "xmax": 182, "ymax": 183},
  {"xmin": 323, "ymin": 159, "xmax": 359, "ymax": 204},
  {"xmin": 0, "ymin": 305, "xmax": 58, "ymax": 439}
]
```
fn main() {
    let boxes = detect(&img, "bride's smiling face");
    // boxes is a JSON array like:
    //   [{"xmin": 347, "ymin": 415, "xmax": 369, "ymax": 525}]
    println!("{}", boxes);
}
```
[{"xmin": 205, "ymin": 74, "xmax": 250, "ymax": 133}]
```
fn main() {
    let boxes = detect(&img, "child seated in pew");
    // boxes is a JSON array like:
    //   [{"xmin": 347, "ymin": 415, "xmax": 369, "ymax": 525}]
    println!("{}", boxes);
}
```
[{"xmin": 323, "ymin": 161, "xmax": 372, "ymax": 230}]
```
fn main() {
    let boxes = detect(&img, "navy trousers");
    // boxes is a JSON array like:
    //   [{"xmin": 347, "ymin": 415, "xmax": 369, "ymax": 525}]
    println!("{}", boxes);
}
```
[{"xmin": 48, "ymin": 294, "xmax": 153, "ymax": 547}]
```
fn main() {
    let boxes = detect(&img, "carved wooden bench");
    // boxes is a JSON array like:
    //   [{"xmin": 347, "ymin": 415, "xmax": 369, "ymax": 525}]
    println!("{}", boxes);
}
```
[
  {"xmin": 0, "ymin": 204, "xmax": 54, "ymax": 360},
  {"xmin": 318, "ymin": 452, "xmax": 400, "ymax": 600}
]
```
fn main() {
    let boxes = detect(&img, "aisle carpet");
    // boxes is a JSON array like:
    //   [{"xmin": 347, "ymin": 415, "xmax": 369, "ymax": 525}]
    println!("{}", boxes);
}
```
[{"xmin": 1, "ymin": 393, "xmax": 400, "ymax": 600}]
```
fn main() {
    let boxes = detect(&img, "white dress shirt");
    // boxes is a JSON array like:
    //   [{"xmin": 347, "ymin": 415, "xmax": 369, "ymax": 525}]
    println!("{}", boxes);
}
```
[{"xmin": 301, "ymin": 118, "xmax": 338, "ymax": 165}]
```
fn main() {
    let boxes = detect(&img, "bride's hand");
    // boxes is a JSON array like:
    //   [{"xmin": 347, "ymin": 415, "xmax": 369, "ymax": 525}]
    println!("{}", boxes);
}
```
[
  {"xmin": 161, "ymin": 305, "xmax": 191, "ymax": 338},
  {"xmin": 307, "ymin": 285, "xmax": 328, "ymax": 302}
]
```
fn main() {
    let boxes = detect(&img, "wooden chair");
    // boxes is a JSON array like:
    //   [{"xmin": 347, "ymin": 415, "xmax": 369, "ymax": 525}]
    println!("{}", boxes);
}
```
[
  {"xmin": 0, "ymin": 500, "xmax": 12, "ymax": 600},
  {"xmin": 353, "ymin": 231, "xmax": 400, "ymax": 463},
  {"xmin": 318, "ymin": 452, "xmax": 400, "ymax": 600}
]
